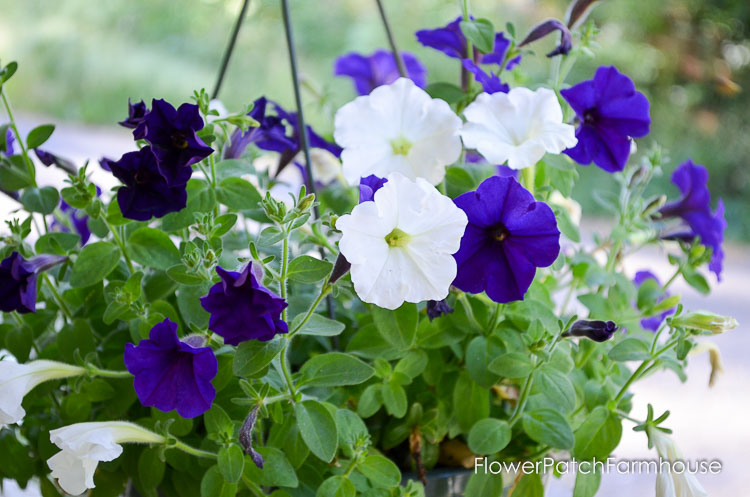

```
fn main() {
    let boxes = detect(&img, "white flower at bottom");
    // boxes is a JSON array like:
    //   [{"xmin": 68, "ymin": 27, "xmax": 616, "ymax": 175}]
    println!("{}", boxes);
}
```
[
  {"xmin": 48, "ymin": 422, "xmax": 165, "ymax": 495},
  {"xmin": 648, "ymin": 426, "xmax": 708, "ymax": 497},
  {"xmin": 0, "ymin": 360, "xmax": 86, "ymax": 425},
  {"xmin": 336, "ymin": 173, "xmax": 468, "ymax": 309},
  {"xmin": 460, "ymin": 87, "xmax": 577, "ymax": 170}
]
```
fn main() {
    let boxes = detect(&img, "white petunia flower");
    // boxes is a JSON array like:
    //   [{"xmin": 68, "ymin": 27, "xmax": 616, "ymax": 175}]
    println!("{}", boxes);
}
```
[
  {"xmin": 336, "ymin": 173, "xmax": 468, "ymax": 310},
  {"xmin": 334, "ymin": 78, "xmax": 463, "ymax": 185},
  {"xmin": 0, "ymin": 360, "xmax": 86, "ymax": 425},
  {"xmin": 549, "ymin": 190, "xmax": 582, "ymax": 226},
  {"xmin": 460, "ymin": 87, "xmax": 577, "ymax": 170},
  {"xmin": 648, "ymin": 426, "xmax": 709, "ymax": 497},
  {"xmin": 48, "ymin": 422, "xmax": 165, "ymax": 495}
]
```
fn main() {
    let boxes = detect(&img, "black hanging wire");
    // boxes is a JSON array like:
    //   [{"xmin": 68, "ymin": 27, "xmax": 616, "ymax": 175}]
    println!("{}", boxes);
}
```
[
  {"xmin": 212, "ymin": 0, "xmax": 252, "ymax": 99},
  {"xmin": 375, "ymin": 0, "xmax": 407, "ymax": 77}
]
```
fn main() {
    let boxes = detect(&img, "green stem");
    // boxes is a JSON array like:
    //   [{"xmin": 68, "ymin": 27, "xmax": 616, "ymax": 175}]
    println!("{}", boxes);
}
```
[
  {"xmin": 614, "ymin": 410, "xmax": 643, "ymax": 424},
  {"xmin": 87, "ymin": 364, "xmax": 132, "ymax": 379},
  {"xmin": 509, "ymin": 368, "xmax": 534, "ymax": 426},
  {"xmin": 457, "ymin": 293, "xmax": 482, "ymax": 332},
  {"xmin": 290, "ymin": 282, "xmax": 332, "ymax": 335},
  {"xmin": 461, "ymin": 0, "xmax": 474, "ymax": 91},
  {"xmin": 0, "ymin": 90, "xmax": 36, "ymax": 186},
  {"xmin": 172, "ymin": 440, "xmax": 217, "ymax": 459},
  {"xmin": 280, "ymin": 228, "xmax": 290, "ymax": 322},
  {"xmin": 42, "ymin": 273, "xmax": 73, "ymax": 321},
  {"xmin": 486, "ymin": 302, "xmax": 502, "ymax": 335},
  {"xmin": 612, "ymin": 337, "xmax": 680, "ymax": 405},
  {"xmin": 279, "ymin": 336, "xmax": 297, "ymax": 402},
  {"xmin": 521, "ymin": 165, "xmax": 535, "ymax": 196},
  {"xmin": 662, "ymin": 266, "xmax": 682, "ymax": 291},
  {"xmin": 103, "ymin": 218, "xmax": 135, "ymax": 273}
]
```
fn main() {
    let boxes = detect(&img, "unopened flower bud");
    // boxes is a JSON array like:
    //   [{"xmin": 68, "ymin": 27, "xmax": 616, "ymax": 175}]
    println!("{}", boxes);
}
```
[
  {"xmin": 672, "ymin": 311, "xmax": 738, "ymax": 335},
  {"xmin": 564, "ymin": 319, "xmax": 618, "ymax": 342},
  {"xmin": 565, "ymin": 0, "xmax": 600, "ymax": 29},
  {"xmin": 426, "ymin": 299, "xmax": 454, "ymax": 321},
  {"xmin": 643, "ymin": 195, "xmax": 667, "ymax": 217},
  {"xmin": 239, "ymin": 405, "xmax": 264, "ymax": 469},
  {"xmin": 329, "ymin": 253, "xmax": 351, "ymax": 284},
  {"xmin": 298, "ymin": 193, "xmax": 316, "ymax": 212},
  {"xmin": 519, "ymin": 19, "xmax": 573, "ymax": 57}
]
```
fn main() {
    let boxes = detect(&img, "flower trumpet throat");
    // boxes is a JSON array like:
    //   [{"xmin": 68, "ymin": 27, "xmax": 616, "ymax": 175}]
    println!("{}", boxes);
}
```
[
  {"xmin": 385, "ymin": 228, "xmax": 411, "ymax": 247},
  {"xmin": 390, "ymin": 136, "xmax": 412, "ymax": 156}
]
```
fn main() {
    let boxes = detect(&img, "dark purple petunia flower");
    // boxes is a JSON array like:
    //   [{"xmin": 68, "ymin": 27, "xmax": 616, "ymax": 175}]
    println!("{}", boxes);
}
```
[
  {"xmin": 659, "ymin": 160, "xmax": 726, "ymax": 279},
  {"xmin": 124, "ymin": 318, "xmax": 217, "ymax": 418},
  {"xmin": 0, "ymin": 252, "xmax": 66, "ymax": 314},
  {"xmin": 334, "ymin": 49, "xmax": 427, "ymax": 95},
  {"xmin": 119, "ymin": 99, "xmax": 149, "ymax": 131},
  {"xmin": 109, "ymin": 146, "xmax": 188, "ymax": 221},
  {"xmin": 99, "ymin": 157, "xmax": 115, "ymax": 172},
  {"xmin": 358, "ymin": 175, "xmax": 387, "ymax": 203},
  {"xmin": 200, "ymin": 264, "xmax": 288, "ymax": 346},
  {"xmin": 461, "ymin": 59, "xmax": 509, "ymax": 94},
  {"xmin": 426, "ymin": 299, "xmax": 454, "ymax": 321},
  {"xmin": 518, "ymin": 19, "xmax": 573, "ymax": 57},
  {"xmin": 2, "ymin": 128, "xmax": 14, "ymax": 156},
  {"xmin": 136, "ymin": 99, "xmax": 213, "ymax": 186},
  {"xmin": 634, "ymin": 271, "xmax": 676, "ymax": 331},
  {"xmin": 416, "ymin": 17, "xmax": 521, "ymax": 68},
  {"xmin": 224, "ymin": 97, "xmax": 296, "ymax": 160},
  {"xmin": 565, "ymin": 319, "xmax": 618, "ymax": 342},
  {"xmin": 33, "ymin": 149, "xmax": 77, "ymax": 174},
  {"xmin": 452, "ymin": 176, "xmax": 560, "ymax": 303},
  {"xmin": 561, "ymin": 66, "xmax": 650, "ymax": 172}
]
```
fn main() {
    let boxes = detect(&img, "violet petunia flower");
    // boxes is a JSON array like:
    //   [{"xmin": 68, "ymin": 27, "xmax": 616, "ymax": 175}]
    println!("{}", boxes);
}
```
[
  {"xmin": 416, "ymin": 17, "xmax": 521, "ymax": 68},
  {"xmin": 461, "ymin": 59, "xmax": 509, "ymax": 94},
  {"xmin": 223, "ymin": 97, "xmax": 295, "ymax": 160},
  {"xmin": 124, "ymin": 318, "xmax": 217, "ymax": 418},
  {"xmin": 659, "ymin": 160, "xmax": 726, "ymax": 279},
  {"xmin": 200, "ymin": 264, "xmax": 288, "ymax": 346},
  {"xmin": 119, "ymin": 99, "xmax": 148, "ymax": 131},
  {"xmin": 109, "ymin": 146, "xmax": 188, "ymax": 221},
  {"xmin": 561, "ymin": 66, "xmax": 650, "ymax": 172},
  {"xmin": 334, "ymin": 49, "xmax": 427, "ymax": 95},
  {"xmin": 518, "ymin": 18, "xmax": 573, "ymax": 57},
  {"xmin": 136, "ymin": 99, "xmax": 213, "ymax": 186},
  {"xmin": 358, "ymin": 174, "xmax": 387, "ymax": 203},
  {"xmin": 452, "ymin": 176, "xmax": 560, "ymax": 303},
  {"xmin": 634, "ymin": 271, "xmax": 676, "ymax": 331},
  {"xmin": 0, "ymin": 252, "xmax": 66, "ymax": 314}
]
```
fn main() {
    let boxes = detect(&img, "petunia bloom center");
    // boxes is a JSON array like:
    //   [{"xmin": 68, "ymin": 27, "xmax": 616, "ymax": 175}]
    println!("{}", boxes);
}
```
[
  {"xmin": 385, "ymin": 227, "xmax": 411, "ymax": 247},
  {"xmin": 390, "ymin": 136, "xmax": 412, "ymax": 156},
  {"xmin": 486, "ymin": 223, "xmax": 510, "ymax": 242},
  {"xmin": 583, "ymin": 108, "xmax": 599, "ymax": 125},
  {"xmin": 133, "ymin": 168, "xmax": 153, "ymax": 185},
  {"xmin": 170, "ymin": 131, "xmax": 189, "ymax": 149}
]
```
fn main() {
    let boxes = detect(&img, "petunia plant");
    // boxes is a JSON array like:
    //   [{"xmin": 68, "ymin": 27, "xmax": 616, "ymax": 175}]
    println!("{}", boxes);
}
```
[{"xmin": 0, "ymin": 1, "xmax": 738, "ymax": 497}]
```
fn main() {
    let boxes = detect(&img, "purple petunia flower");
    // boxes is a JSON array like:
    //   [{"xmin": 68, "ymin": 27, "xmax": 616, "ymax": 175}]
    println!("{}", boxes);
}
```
[
  {"xmin": 659, "ymin": 160, "xmax": 726, "ymax": 279},
  {"xmin": 124, "ymin": 318, "xmax": 217, "ymax": 418},
  {"xmin": 566, "ymin": 319, "xmax": 618, "ymax": 342},
  {"xmin": 461, "ymin": 59, "xmax": 509, "ymax": 94},
  {"xmin": 136, "ymin": 99, "xmax": 213, "ymax": 186},
  {"xmin": 452, "ymin": 176, "xmax": 560, "ymax": 303},
  {"xmin": 334, "ymin": 49, "xmax": 427, "ymax": 95},
  {"xmin": 200, "ymin": 264, "xmax": 288, "ymax": 346},
  {"xmin": 224, "ymin": 97, "xmax": 296, "ymax": 160},
  {"xmin": 416, "ymin": 17, "xmax": 521, "ymax": 69},
  {"xmin": 358, "ymin": 174, "xmax": 387, "ymax": 203},
  {"xmin": 109, "ymin": 146, "xmax": 188, "ymax": 221},
  {"xmin": 561, "ymin": 66, "xmax": 650, "ymax": 172},
  {"xmin": 0, "ymin": 252, "xmax": 67, "ymax": 314},
  {"xmin": 426, "ymin": 299, "xmax": 454, "ymax": 321},
  {"xmin": 2, "ymin": 128, "xmax": 14, "ymax": 157},
  {"xmin": 634, "ymin": 271, "xmax": 676, "ymax": 331},
  {"xmin": 119, "ymin": 99, "xmax": 148, "ymax": 131},
  {"xmin": 518, "ymin": 19, "xmax": 573, "ymax": 57}
]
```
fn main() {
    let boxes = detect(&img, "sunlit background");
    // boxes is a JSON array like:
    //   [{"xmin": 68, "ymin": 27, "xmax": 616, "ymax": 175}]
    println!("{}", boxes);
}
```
[{"xmin": 0, "ymin": 0, "xmax": 748, "ymax": 495}]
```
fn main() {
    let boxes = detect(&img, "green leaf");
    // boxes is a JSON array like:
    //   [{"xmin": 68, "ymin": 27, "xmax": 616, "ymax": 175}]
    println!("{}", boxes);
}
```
[
  {"xmin": 465, "ymin": 472, "xmax": 503, "ymax": 497},
  {"xmin": 381, "ymin": 380, "xmax": 407, "ymax": 418},
  {"xmin": 530, "ymin": 365, "xmax": 576, "ymax": 413},
  {"xmin": 488, "ymin": 352, "xmax": 533, "ymax": 378},
  {"xmin": 466, "ymin": 336, "xmax": 504, "ymax": 388},
  {"xmin": 286, "ymin": 255, "xmax": 332, "ymax": 284},
  {"xmin": 573, "ymin": 406, "xmax": 622, "ymax": 460},
  {"xmin": 176, "ymin": 283, "xmax": 211, "ymax": 328},
  {"xmin": 242, "ymin": 446, "xmax": 298, "ymax": 487},
  {"xmin": 233, "ymin": 338, "xmax": 283, "ymax": 377},
  {"xmin": 608, "ymin": 338, "xmax": 651, "ymax": 361},
  {"xmin": 128, "ymin": 227, "xmax": 181, "ymax": 270},
  {"xmin": 316, "ymin": 476, "xmax": 355, "ymax": 497},
  {"xmin": 295, "ymin": 400, "xmax": 338, "ymax": 462},
  {"xmin": 292, "ymin": 313, "xmax": 345, "ymax": 337},
  {"xmin": 453, "ymin": 371, "xmax": 489, "ymax": 432},
  {"xmin": 0, "ymin": 61, "xmax": 18, "ymax": 85},
  {"xmin": 425, "ymin": 82, "xmax": 465, "ymax": 103},
  {"xmin": 0, "ymin": 155, "xmax": 33, "ymax": 190},
  {"xmin": 357, "ymin": 384, "xmax": 383, "ymax": 418},
  {"xmin": 299, "ymin": 352, "xmax": 374, "ymax": 387},
  {"xmin": 468, "ymin": 418, "xmax": 511, "ymax": 455},
  {"xmin": 138, "ymin": 447, "xmax": 165, "ymax": 489},
  {"xmin": 682, "ymin": 266, "xmax": 710, "ymax": 295},
  {"xmin": 70, "ymin": 241, "xmax": 120, "ymax": 287},
  {"xmin": 573, "ymin": 468, "xmax": 601, "ymax": 497},
  {"xmin": 215, "ymin": 159, "xmax": 254, "ymax": 181},
  {"xmin": 216, "ymin": 177, "xmax": 262, "ymax": 210},
  {"xmin": 217, "ymin": 445, "xmax": 245, "ymax": 483},
  {"xmin": 166, "ymin": 264, "xmax": 206, "ymax": 285},
  {"xmin": 200, "ymin": 465, "xmax": 237, "ymax": 497},
  {"xmin": 26, "ymin": 124, "xmax": 55, "ymax": 149},
  {"xmin": 371, "ymin": 302, "xmax": 418, "ymax": 350},
  {"xmin": 35, "ymin": 232, "xmax": 80, "ymax": 254},
  {"xmin": 204, "ymin": 405, "xmax": 234, "ymax": 438},
  {"xmin": 552, "ymin": 204, "xmax": 581, "ymax": 242},
  {"xmin": 335, "ymin": 408, "xmax": 369, "ymax": 448},
  {"xmin": 394, "ymin": 349, "xmax": 428, "ymax": 379},
  {"xmin": 513, "ymin": 473, "xmax": 544, "ymax": 497},
  {"xmin": 522, "ymin": 409, "xmax": 575, "ymax": 450},
  {"xmin": 358, "ymin": 455, "xmax": 401, "ymax": 488},
  {"xmin": 161, "ymin": 180, "xmax": 216, "ymax": 231},
  {"xmin": 21, "ymin": 186, "xmax": 59, "ymax": 214},
  {"xmin": 460, "ymin": 18, "xmax": 495, "ymax": 53}
]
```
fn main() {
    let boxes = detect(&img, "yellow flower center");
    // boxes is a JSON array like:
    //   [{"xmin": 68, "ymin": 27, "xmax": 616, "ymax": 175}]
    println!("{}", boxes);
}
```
[
  {"xmin": 390, "ymin": 136, "xmax": 412, "ymax": 156},
  {"xmin": 385, "ymin": 228, "xmax": 410, "ymax": 247}
]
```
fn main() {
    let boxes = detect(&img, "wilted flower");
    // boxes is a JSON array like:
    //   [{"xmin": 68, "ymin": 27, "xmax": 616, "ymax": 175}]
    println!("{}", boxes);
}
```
[
  {"xmin": 119, "ymin": 99, "xmax": 148, "ymax": 131},
  {"xmin": 239, "ymin": 406, "xmax": 264, "ymax": 469},
  {"xmin": 452, "ymin": 176, "xmax": 560, "ymax": 303},
  {"xmin": 518, "ymin": 19, "xmax": 573, "ymax": 57},
  {"xmin": 671, "ymin": 310, "xmax": 738, "ymax": 335},
  {"xmin": 565, "ymin": 320, "xmax": 618, "ymax": 342},
  {"xmin": 561, "ymin": 66, "xmax": 651, "ymax": 172},
  {"xmin": 659, "ymin": 160, "xmax": 726, "ymax": 279},
  {"xmin": 634, "ymin": 271, "xmax": 676, "ymax": 331},
  {"xmin": 461, "ymin": 59, "xmax": 509, "ymax": 94},
  {"xmin": 109, "ymin": 146, "xmax": 188, "ymax": 221},
  {"xmin": 461, "ymin": 87, "xmax": 577, "ymax": 170},
  {"xmin": 647, "ymin": 426, "xmax": 708, "ymax": 497},
  {"xmin": 0, "ymin": 252, "xmax": 67, "ymax": 314},
  {"xmin": 136, "ymin": 99, "xmax": 213, "ymax": 186},
  {"xmin": 334, "ymin": 78, "xmax": 463, "ymax": 185},
  {"xmin": 200, "ymin": 264, "xmax": 288, "ymax": 345},
  {"xmin": 358, "ymin": 174, "xmax": 388, "ymax": 203},
  {"xmin": 47, "ymin": 422, "xmax": 165, "ymax": 495},
  {"xmin": 690, "ymin": 341, "xmax": 724, "ymax": 387},
  {"xmin": 337, "ymin": 173, "xmax": 468, "ymax": 310},
  {"xmin": 334, "ymin": 49, "xmax": 427, "ymax": 95},
  {"xmin": 124, "ymin": 318, "xmax": 217, "ymax": 418},
  {"xmin": 426, "ymin": 299, "xmax": 454, "ymax": 321},
  {"xmin": 0, "ymin": 360, "xmax": 85, "ymax": 425}
]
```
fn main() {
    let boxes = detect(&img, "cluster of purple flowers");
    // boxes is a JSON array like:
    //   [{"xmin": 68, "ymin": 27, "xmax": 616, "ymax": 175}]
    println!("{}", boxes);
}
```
[{"xmin": 109, "ymin": 99, "xmax": 213, "ymax": 221}]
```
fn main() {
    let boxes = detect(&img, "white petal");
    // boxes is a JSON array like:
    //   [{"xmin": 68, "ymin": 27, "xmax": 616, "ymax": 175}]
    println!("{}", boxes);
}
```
[{"xmin": 48, "ymin": 451, "xmax": 95, "ymax": 495}]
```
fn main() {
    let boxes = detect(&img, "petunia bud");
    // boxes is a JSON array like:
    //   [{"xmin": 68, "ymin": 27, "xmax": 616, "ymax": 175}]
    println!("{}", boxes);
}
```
[
  {"xmin": 565, "ymin": 0, "xmax": 600, "ymax": 29},
  {"xmin": 671, "ymin": 311, "xmax": 738, "ymax": 335},
  {"xmin": 426, "ymin": 299, "xmax": 454, "ymax": 321},
  {"xmin": 690, "ymin": 341, "xmax": 724, "ymax": 387},
  {"xmin": 239, "ymin": 406, "xmax": 264, "ymax": 469},
  {"xmin": 518, "ymin": 19, "xmax": 573, "ymax": 57},
  {"xmin": 564, "ymin": 320, "xmax": 618, "ymax": 342},
  {"xmin": 329, "ymin": 253, "xmax": 351, "ymax": 285}
]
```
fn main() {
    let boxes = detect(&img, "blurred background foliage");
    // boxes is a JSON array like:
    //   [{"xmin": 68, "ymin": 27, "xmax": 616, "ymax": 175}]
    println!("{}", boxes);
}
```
[{"xmin": 0, "ymin": 0, "xmax": 748, "ymax": 240}]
